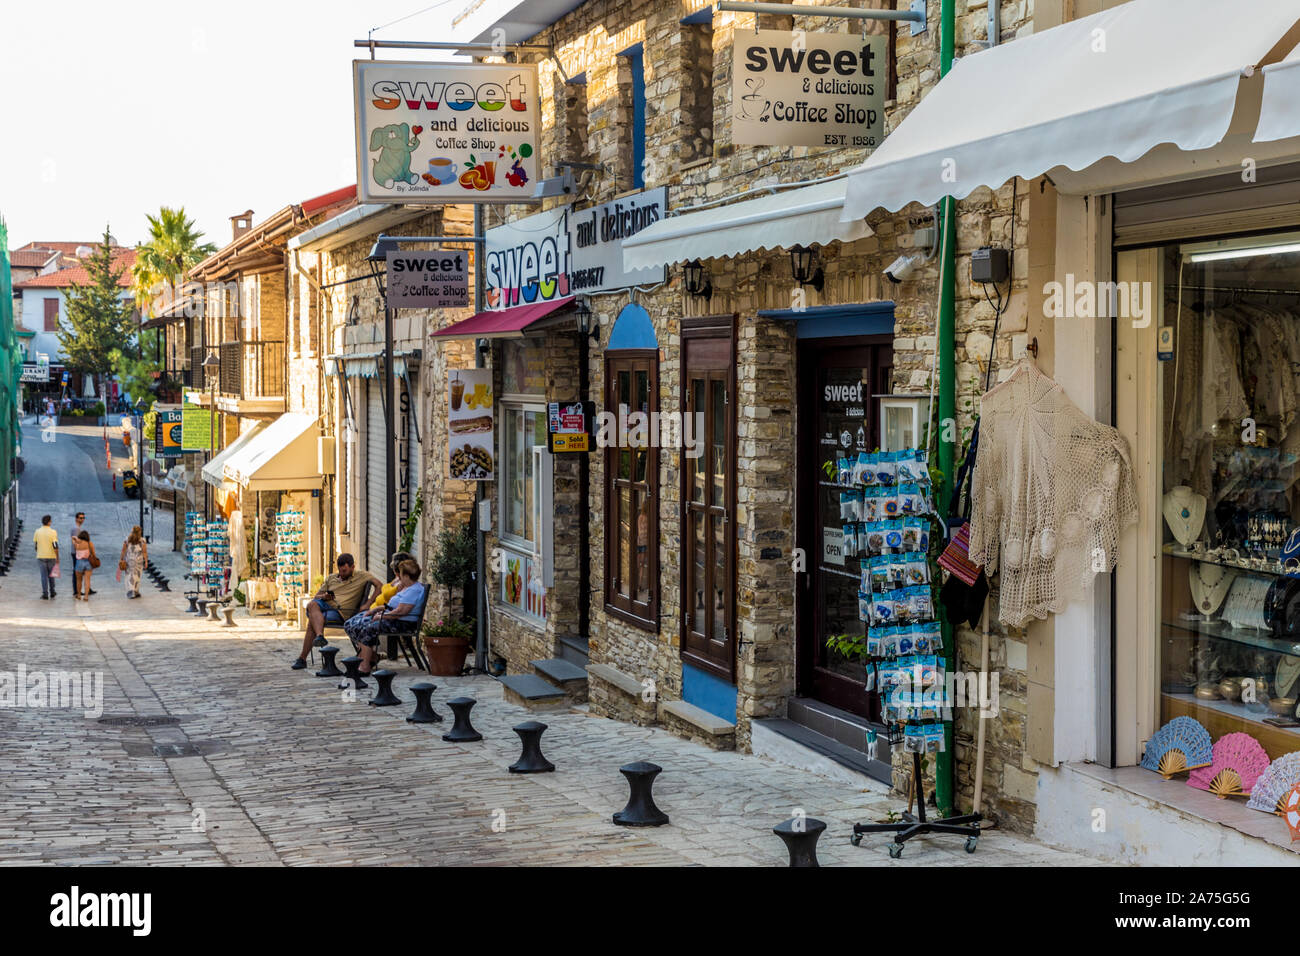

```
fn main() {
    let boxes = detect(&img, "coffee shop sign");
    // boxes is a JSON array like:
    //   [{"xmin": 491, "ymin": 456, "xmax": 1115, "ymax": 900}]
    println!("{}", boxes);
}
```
[{"xmin": 485, "ymin": 187, "xmax": 667, "ymax": 308}]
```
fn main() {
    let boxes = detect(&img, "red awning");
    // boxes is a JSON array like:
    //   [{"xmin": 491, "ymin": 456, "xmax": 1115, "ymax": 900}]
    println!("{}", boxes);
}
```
[{"xmin": 432, "ymin": 296, "xmax": 574, "ymax": 339}]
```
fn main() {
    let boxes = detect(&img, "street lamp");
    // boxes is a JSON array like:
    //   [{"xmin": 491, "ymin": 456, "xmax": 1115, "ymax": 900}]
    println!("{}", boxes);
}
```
[
  {"xmin": 789, "ymin": 244, "xmax": 825, "ymax": 293},
  {"xmin": 366, "ymin": 236, "xmax": 400, "ymax": 564}
]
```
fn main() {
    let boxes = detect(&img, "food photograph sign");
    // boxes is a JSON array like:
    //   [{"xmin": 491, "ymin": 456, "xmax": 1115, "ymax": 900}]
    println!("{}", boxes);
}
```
[
  {"xmin": 731, "ymin": 30, "xmax": 886, "ymax": 148},
  {"xmin": 354, "ymin": 60, "xmax": 541, "ymax": 203},
  {"xmin": 448, "ymin": 368, "xmax": 494, "ymax": 480}
]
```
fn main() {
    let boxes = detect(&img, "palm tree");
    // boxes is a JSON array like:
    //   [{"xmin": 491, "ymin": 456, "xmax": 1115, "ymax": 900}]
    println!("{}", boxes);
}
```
[{"xmin": 131, "ymin": 207, "xmax": 217, "ymax": 319}]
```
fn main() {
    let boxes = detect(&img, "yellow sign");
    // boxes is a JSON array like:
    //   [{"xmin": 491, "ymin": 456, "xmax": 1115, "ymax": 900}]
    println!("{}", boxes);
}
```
[{"xmin": 550, "ymin": 433, "xmax": 589, "ymax": 453}]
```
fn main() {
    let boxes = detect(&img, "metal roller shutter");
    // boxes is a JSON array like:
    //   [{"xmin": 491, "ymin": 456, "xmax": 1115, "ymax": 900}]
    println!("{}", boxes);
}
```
[
  {"xmin": 366, "ymin": 380, "xmax": 388, "ymax": 573},
  {"xmin": 1113, "ymin": 160, "xmax": 1300, "ymax": 248}
]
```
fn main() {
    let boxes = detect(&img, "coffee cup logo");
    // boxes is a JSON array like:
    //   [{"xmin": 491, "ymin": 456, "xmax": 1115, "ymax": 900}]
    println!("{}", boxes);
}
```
[{"xmin": 738, "ymin": 78, "xmax": 767, "ymax": 121}]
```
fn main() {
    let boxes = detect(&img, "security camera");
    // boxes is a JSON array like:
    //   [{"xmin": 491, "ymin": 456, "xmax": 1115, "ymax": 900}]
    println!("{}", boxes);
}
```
[{"xmin": 884, "ymin": 254, "xmax": 923, "ymax": 284}]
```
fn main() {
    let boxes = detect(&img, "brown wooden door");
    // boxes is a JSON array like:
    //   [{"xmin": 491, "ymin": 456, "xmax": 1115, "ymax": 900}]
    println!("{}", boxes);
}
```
[
  {"xmin": 797, "ymin": 337, "xmax": 893, "ymax": 718},
  {"xmin": 681, "ymin": 324, "xmax": 735, "ymax": 682}
]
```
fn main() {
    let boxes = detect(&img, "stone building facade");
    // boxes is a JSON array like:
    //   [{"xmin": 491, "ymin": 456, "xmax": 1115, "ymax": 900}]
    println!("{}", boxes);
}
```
[{"xmin": 449, "ymin": 0, "xmax": 1044, "ymax": 835}]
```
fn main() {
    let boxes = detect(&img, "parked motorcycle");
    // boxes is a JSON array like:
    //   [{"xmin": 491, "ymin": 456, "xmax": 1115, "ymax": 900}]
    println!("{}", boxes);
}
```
[{"xmin": 122, "ymin": 469, "xmax": 140, "ymax": 499}]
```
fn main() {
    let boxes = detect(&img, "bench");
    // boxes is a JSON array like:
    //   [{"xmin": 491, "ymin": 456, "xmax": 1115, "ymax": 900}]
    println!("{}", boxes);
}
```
[{"xmin": 322, "ymin": 581, "xmax": 432, "ymax": 672}]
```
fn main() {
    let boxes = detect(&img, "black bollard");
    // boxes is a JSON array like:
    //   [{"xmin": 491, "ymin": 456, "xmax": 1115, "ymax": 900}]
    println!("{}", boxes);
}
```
[
  {"xmin": 186, "ymin": 595, "xmax": 199, "ymax": 613},
  {"xmin": 442, "ymin": 697, "xmax": 481, "ymax": 741},
  {"xmin": 612, "ymin": 761, "xmax": 670, "ymax": 827},
  {"xmin": 772, "ymin": 817, "xmax": 827, "ymax": 868},
  {"xmin": 339, "ymin": 656, "xmax": 369, "ymax": 691},
  {"xmin": 158, "ymin": 579, "xmax": 171, "ymax": 592},
  {"xmin": 315, "ymin": 646, "xmax": 344, "ymax": 677},
  {"xmin": 368, "ymin": 670, "xmax": 401, "ymax": 707},
  {"xmin": 406, "ymin": 682, "xmax": 443, "ymax": 723},
  {"xmin": 196, "ymin": 599, "xmax": 210, "ymax": 617},
  {"xmin": 508, "ymin": 721, "xmax": 554, "ymax": 773}
]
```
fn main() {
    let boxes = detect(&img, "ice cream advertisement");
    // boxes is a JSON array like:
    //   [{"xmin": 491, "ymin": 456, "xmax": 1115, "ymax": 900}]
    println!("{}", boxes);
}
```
[{"xmin": 354, "ymin": 60, "xmax": 541, "ymax": 203}]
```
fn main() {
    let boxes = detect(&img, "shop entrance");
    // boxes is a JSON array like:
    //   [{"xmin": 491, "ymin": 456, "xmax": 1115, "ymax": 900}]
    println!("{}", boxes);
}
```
[{"xmin": 797, "ymin": 336, "xmax": 892, "ymax": 719}]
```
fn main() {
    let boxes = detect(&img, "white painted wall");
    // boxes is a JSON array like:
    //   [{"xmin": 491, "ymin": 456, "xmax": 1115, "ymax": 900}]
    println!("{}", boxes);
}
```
[{"xmin": 19, "ymin": 288, "xmax": 65, "ymax": 363}]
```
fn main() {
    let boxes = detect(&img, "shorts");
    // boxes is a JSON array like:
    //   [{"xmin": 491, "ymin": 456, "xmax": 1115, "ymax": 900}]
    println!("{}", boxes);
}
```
[
  {"xmin": 74, "ymin": 558, "xmax": 92, "ymax": 572},
  {"xmin": 311, "ymin": 598, "xmax": 345, "ymax": 625}
]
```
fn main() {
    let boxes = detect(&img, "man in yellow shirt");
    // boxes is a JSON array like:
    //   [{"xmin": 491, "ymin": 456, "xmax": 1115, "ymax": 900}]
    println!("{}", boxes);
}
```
[{"xmin": 33, "ymin": 514, "xmax": 59, "ymax": 599}]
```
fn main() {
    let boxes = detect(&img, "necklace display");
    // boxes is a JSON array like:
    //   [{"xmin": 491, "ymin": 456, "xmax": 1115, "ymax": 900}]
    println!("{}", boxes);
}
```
[
  {"xmin": 1163, "ymin": 486, "xmax": 1206, "ymax": 547},
  {"xmin": 1188, "ymin": 561, "xmax": 1236, "ymax": 617}
]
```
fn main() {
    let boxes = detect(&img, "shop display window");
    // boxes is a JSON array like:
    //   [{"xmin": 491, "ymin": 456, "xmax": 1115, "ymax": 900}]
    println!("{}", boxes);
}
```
[
  {"xmin": 499, "ymin": 402, "xmax": 548, "ymax": 623},
  {"xmin": 1159, "ymin": 232, "xmax": 1300, "ymax": 759}
]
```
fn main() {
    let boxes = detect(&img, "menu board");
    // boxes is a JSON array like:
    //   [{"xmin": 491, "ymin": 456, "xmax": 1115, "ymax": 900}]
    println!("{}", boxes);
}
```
[{"xmin": 448, "ymin": 368, "xmax": 494, "ymax": 480}]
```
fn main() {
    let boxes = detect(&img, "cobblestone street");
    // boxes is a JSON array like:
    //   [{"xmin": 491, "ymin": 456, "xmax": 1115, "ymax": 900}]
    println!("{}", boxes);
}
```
[{"xmin": 1, "ymin": 486, "xmax": 1098, "ymax": 867}]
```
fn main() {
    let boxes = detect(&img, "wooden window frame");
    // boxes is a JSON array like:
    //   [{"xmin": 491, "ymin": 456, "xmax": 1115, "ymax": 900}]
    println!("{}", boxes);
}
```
[
  {"xmin": 43, "ymin": 297, "xmax": 59, "ymax": 332},
  {"xmin": 679, "ymin": 314, "xmax": 737, "ymax": 683},
  {"xmin": 604, "ymin": 349, "xmax": 659, "ymax": 630}
]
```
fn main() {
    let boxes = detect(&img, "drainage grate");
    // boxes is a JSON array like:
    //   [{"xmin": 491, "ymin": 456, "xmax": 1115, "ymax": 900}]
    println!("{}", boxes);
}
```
[
  {"xmin": 151, "ymin": 743, "xmax": 205, "ymax": 757},
  {"xmin": 120, "ymin": 739, "xmax": 223, "ymax": 758},
  {"xmin": 98, "ymin": 715, "xmax": 182, "ymax": 727}
]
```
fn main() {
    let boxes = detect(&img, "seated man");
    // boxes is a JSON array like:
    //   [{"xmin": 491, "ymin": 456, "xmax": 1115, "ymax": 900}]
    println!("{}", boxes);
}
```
[
  {"xmin": 291, "ymin": 553, "xmax": 380, "ymax": 670},
  {"xmin": 343, "ymin": 558, "xmax": 425, "ymax": 674}
]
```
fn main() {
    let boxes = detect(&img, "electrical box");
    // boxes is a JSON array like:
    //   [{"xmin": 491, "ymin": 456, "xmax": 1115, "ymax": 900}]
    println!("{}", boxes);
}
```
[
  {"xmin": 317, "ymin": 436, "xmax": 336, "ymax": 475},
  {"xmin": 971, "ymin": 246, "xmax": 1009, "ymax": 284}
]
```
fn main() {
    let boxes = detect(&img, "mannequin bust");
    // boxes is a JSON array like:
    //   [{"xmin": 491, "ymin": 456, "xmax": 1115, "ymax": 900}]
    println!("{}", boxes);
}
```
[
  {"xmin": 1188, "ymin": 561, "xmax": 1236, "ymax": 617},
  {"xmin": 1163, "ymin": 486, "xmax": 1207, "ymax": 547}
]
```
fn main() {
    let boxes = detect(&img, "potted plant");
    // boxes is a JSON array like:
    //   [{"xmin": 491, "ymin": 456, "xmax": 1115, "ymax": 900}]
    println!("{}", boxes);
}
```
[
  {"xmin": 429, "ymin": 521, "xmax": 475, "ymax": 621},
  {"xmin": 421, "ymin": 617, "xmax": 474, "ymax": 676}
]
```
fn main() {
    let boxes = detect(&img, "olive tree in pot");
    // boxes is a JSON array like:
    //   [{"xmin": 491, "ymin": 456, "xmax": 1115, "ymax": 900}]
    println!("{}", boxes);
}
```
[{"xmin": 424, "ymin": 521, "xmax": 475, "ymax": 675}]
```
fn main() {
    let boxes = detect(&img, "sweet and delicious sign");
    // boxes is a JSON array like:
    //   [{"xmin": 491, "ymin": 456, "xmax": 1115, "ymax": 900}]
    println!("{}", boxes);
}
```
[
  {"xmin": 354, "ymin": 60, "xmax": 541, "ymax": 204},
  {"xmin": 485, "ymin": 188, "xmax": 667, "ymax": 308},
  {"xmin": 731, "ymin": 30, "xmax": 886, "ymax": 148},
  {"xmin": 385, "ymin": 250, "xmax": 469, "ymax": 308}
]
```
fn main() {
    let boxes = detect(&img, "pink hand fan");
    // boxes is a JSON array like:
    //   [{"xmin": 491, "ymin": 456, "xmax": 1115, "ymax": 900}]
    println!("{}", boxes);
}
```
[{"xmin": 1187, "ymin": 732, "xmax": 1270, "ymax": 799}]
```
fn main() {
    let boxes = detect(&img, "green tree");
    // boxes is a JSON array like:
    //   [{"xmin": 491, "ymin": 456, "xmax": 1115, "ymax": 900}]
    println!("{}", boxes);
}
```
[
  {"xmin": 131, "ymin": 207, "xmax": 217, "ymax": 318},
  {"xmin": 58, "ymin": 229, "xmax": 135, "ymax": 397},
  {"xmin": 108, "ymin": 348, "xmax": 162, "ymax": 410}
]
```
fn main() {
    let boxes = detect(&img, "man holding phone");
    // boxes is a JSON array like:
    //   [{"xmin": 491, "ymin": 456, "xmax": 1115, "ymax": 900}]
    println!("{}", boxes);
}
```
[{"xmin": 292, "ymin": 553, "xmax": 379, "ymax": 670}]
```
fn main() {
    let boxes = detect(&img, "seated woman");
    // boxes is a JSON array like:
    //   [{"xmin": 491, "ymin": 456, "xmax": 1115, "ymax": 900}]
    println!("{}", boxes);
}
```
[{"xmin": 343, "ymin": 558, "xmax": 425, "ymax": 674}]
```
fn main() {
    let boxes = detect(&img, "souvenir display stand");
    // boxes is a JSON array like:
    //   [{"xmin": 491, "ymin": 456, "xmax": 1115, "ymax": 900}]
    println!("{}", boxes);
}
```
[
  {"xmin": 183, "ymin": 511, "xmax": 230, "ymax": 597},
  {"xmin": 274, "ymin": 508, "xmax": 306, "ymax": 616},
  {"xmin": 830, "ymin": 446, "xmax": 982, "ymax": 856}
]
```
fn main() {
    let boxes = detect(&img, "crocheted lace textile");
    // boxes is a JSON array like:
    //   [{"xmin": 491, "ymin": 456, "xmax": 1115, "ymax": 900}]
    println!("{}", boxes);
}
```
[{"xmin": 968, "ymin": 361, "xmax": 1139, "ymax": 627}]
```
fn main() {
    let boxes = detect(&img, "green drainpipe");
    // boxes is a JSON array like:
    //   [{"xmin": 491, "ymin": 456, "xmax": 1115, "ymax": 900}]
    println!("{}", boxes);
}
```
[{"xmin": 935, "ymin": 0, "xmax": 958, "ymax": 819}]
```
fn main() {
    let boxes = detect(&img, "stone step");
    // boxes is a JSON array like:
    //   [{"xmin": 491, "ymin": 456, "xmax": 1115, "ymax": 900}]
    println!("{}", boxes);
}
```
[
  {"xmin": 532, "ymin": 657, "xmax": 588, "ymax": 703},
  {"xmin": 751, "ymin": 717, "xmax": 893, "ymax": 790},
  {"xmin": 657, "ymin": 699, "xmax": 736, "ymax": 751},
  {"xmin": 500, "ymin": 673, "xmax": 569, "ymax": 711},
  {"xmin": 557, "ymin": 634, "xmax": 589, "ymax": 666}
]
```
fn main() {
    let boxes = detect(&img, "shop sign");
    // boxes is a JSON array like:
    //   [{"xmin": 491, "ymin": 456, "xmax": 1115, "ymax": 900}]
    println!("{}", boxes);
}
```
[
  {"xmin": 484, "ymin": 188, "xmax": 668, "ymax": 308},
  {"xmin": 354, "ymin": 60, "xmax": 541, "ymax": 204},
  {"xmin": 180, "ymin": 402, "xmax": 212, "ymax": 452},
  {"xmin": 731, "ymin": 30, "xmax": 885, "ymax": 148},
  {"xmin": 823, "ymin": 526, "xmax": 845, "ymax": 566},
  {"xmin": 20, "ymin": 363, "xmax": 48, "ymax": 383},
  {"xmin": 156, "ymin": 407, "xmax": 184, "ymax": 458},
  {"xmin": 385, "ymin": 249, "xmax": 469, "ymax": 308},
  {"xmin": 547, "ymin": 401, "xmax": 595, "ymax": 453},
  {"xmin": 448, "ymin": 368, "xmax": 494, "ymax": 480}
]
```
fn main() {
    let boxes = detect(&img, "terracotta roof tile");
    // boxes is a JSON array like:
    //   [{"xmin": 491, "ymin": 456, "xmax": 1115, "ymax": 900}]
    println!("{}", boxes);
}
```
[{"xmin": 14, "ymin": 248, "xmax": 138, "ymax": 290}]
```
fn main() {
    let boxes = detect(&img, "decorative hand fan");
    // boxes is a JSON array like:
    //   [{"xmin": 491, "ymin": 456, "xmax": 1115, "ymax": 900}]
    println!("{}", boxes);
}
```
[
  {"xmin": 1140, "ymin": 716, "xmax": 1212, "ymax": 778},
  {"xmin": 1283, "ymin": 783, "xmax": 1300, "ymax": 842},
  {"xmin": 1187, "ymin": 732, "xmax": 1270, "ymax": 799},
  {"xmin": 1246, "ymin": 752, "xmax": 1300, "ymax": 813}
]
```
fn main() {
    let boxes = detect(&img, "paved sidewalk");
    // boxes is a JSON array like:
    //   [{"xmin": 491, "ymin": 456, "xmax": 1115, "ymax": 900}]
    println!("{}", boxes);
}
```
[{"xmin": 0, "ymin": 502, "xmax": 1100, "ymax": 866}]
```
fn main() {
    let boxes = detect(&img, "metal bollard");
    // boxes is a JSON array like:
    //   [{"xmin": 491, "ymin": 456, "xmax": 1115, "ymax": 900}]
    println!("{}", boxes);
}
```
[
  {"xmin": 315, "ymin": 646, "xmax": 344, "ymax": 678},
  {"xmin": 772, "ymin": 817, "xmax": 827, "ymax": 868},
  {"xmin": 508, "ymin": 721, "xmax": 554, "ymax": 773},
  {"xmin": 406, "ymin": 682, "xmax": 442, "ymax": 723},
  {"xmin": 186, "ymin": 595, "xmax": 199, "ymax": 613},
  {"xmin": 612, "ymin": 761, "xmax": 669, "ymax": 827},
  {"xmin": 442, "ymin": 697, "xmax": 481, "ymax": 742},
  {"xmin": 368, "ymin": 670, "xmax": 401, "ymax": 707},
  {"xmin": 221, "ymin": 606, "xmax": 237, "ymax": 627},
  {"xmin": 339, "ymin": 656, "xmax": 369, "ymax": 691},
  {"xmin": 207, "ymin": 602, "xmax": 222, "ymax": 622}
]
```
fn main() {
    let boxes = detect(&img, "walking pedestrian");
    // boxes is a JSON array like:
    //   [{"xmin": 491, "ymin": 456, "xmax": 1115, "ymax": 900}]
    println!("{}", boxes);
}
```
[
  {"xmin": 34, "ymin": 514, "xmax": 59, "ymax": 600},
  {"xmin": 73, "ymin": 531, "xmax": 99, "ymax": 602},
  {"xmin": 119, "ymin": 525, "xmax": 146, "ymax": 599},
  {"xmin": 70, "ymin": 512, "xmax": 96, "ymax": 595}
]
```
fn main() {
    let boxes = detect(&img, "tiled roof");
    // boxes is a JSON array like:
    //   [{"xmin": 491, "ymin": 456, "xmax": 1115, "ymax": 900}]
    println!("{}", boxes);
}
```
[
  {"xmin": 14, "ymin": 248, "xmax": 138, "ymax": 290},
  {"xmin": 9, "ymin": 250, "xmax": 57, "ymax": 269},
  {"xmin": 17, "ymin": 240, "xmax": 118, "ymax": 256}
]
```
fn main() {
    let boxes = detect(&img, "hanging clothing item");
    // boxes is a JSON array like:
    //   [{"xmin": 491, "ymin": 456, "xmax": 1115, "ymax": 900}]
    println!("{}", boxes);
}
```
[{"xmin": 968, "ymin": 360, "xmax": 1139, "ymax": 627}]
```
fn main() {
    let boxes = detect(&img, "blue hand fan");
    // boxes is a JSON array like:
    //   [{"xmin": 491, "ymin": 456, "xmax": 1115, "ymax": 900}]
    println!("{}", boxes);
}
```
[{"xmin": 1140, "ymin": 716, "xmax": 1213, "ymax": 778}]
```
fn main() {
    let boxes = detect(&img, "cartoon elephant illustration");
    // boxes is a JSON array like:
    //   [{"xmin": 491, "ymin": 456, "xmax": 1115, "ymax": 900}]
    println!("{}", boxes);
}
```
[{"xmin": 370, "ymin": 123, "xmax": 421, "ymax": 188}]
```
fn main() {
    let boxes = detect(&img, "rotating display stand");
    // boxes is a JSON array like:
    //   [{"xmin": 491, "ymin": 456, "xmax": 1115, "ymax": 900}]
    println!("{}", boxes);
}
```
[{"xmin": 851, "ymin": 740, "xmax": 982, "ymax": 856}]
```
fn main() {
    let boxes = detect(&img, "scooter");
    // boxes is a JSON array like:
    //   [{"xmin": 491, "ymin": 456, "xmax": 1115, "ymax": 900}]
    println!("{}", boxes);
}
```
[{"xmin": 122, "ymin": 469, "xmax": 140, "ymax": 499}]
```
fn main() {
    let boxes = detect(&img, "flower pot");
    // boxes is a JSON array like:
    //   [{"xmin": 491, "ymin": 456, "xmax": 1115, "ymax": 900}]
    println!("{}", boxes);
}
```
[{"xmin": 423, "ymin": 635, "xmax": 471, "ymax": 676}]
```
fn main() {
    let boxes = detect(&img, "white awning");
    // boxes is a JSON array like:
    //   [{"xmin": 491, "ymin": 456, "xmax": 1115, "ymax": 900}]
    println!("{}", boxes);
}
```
[
  {"xmin": 1257, "ymin": 48, "xmax": 1300, "ymax": 144},
  {"xmin": 842, "ymin": 0, "xmax": 1300, "ymax": 219},
  {"xmin": 622, "ymin": 178, "xmax": 871, "ymax": 271},
  {"xmin": 222, "ymin": 412, "xmax": 322, "ymax": 491},
  {"xmin": 200, "ymin": 422, "xmax": 264, "ymax": 488}
]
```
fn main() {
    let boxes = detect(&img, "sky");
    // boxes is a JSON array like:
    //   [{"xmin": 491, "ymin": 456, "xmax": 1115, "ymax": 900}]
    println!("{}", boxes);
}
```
[{"xmin": 0, "ymin": 0, "xmax": 467, "ymax": 250}]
